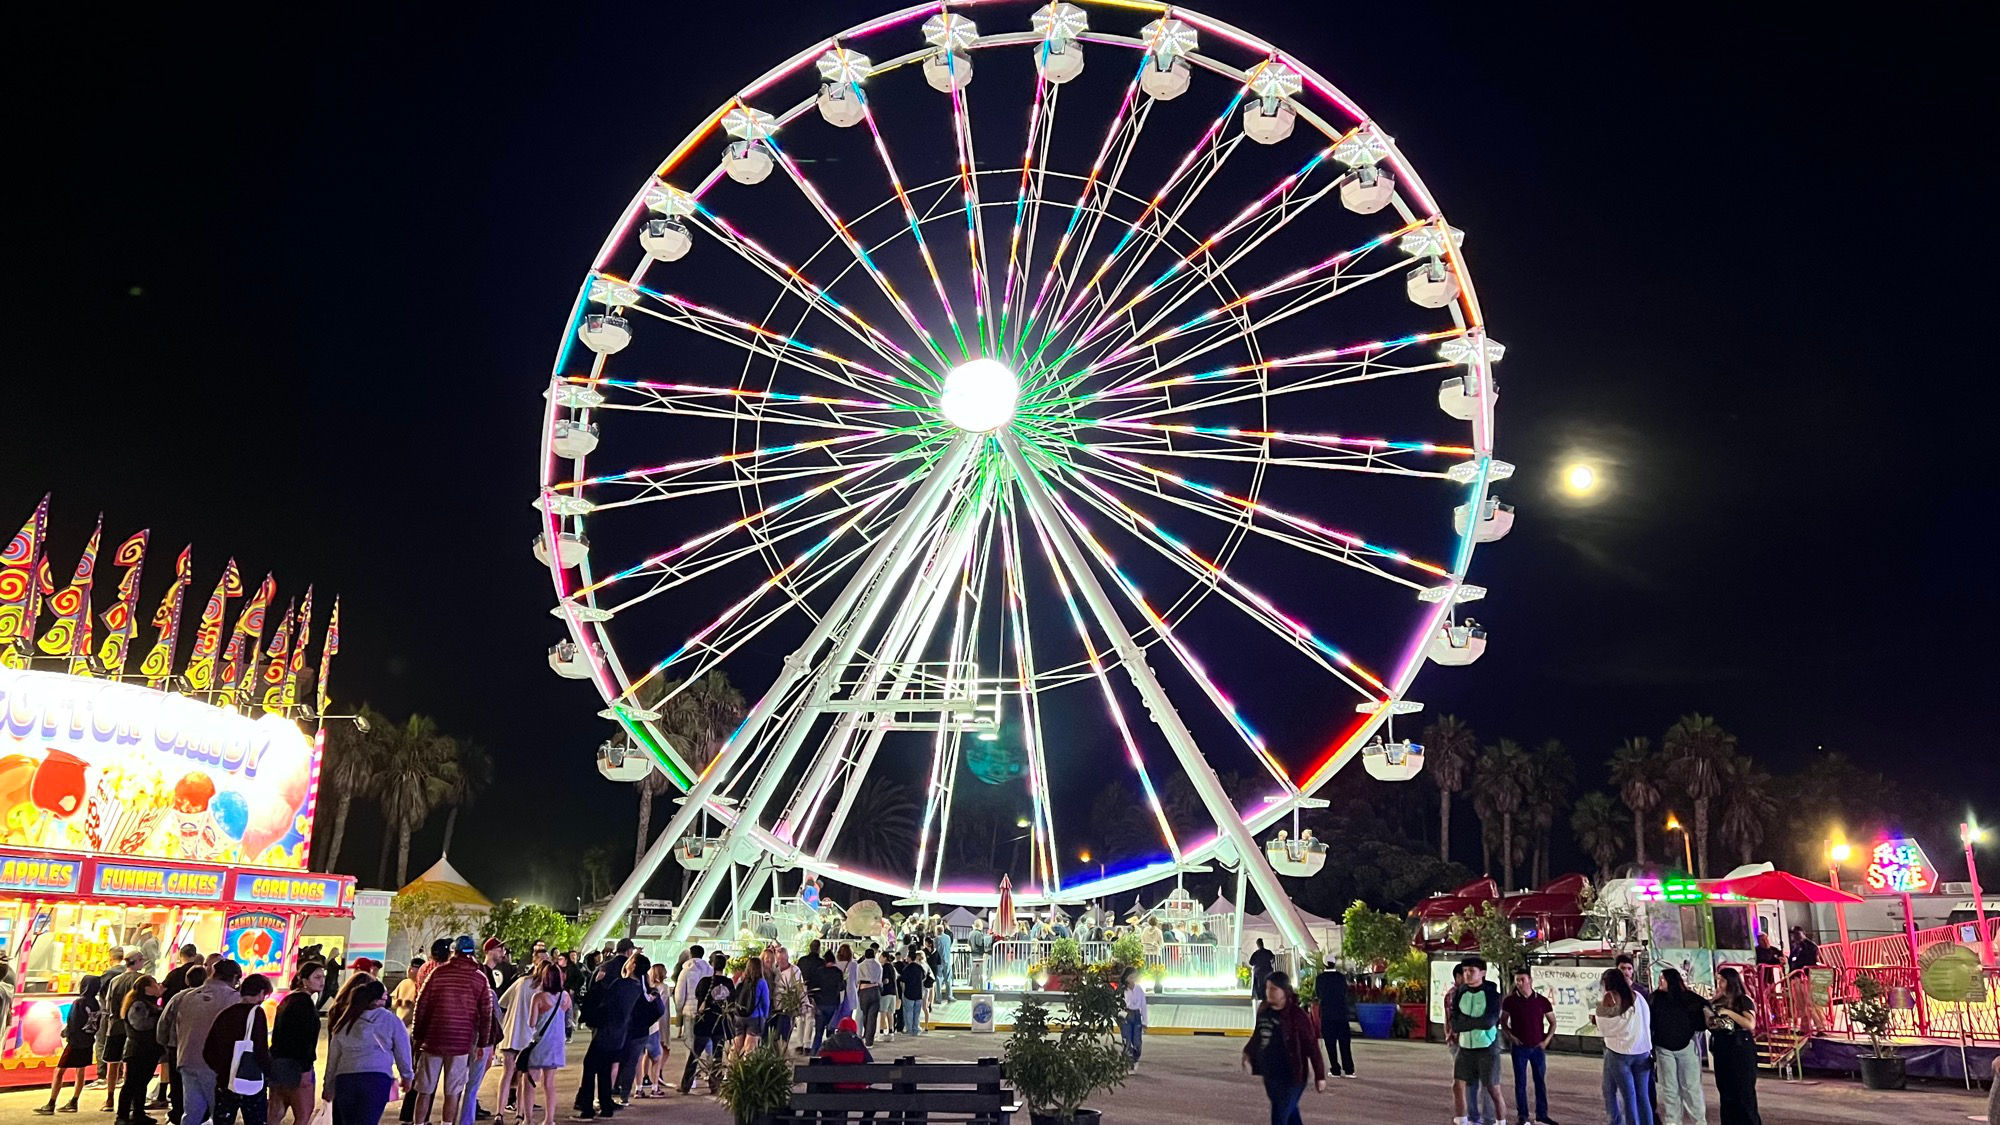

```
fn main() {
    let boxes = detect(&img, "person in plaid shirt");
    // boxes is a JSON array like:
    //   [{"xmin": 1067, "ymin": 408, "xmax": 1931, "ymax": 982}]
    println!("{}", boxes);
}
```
[{"xmin": 411, "ymin": 937, "xmax": 496, "ymax": 1125}]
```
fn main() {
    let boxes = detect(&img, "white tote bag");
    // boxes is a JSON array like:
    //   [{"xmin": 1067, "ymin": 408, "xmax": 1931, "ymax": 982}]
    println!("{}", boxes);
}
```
[{"xmin": 227, "ymin": 1007, "xmax": 266, "ymax": 1096}]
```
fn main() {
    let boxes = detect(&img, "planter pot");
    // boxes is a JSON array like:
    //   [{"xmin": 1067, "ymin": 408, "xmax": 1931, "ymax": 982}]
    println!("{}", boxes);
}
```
[
  {"xmin": 1858, "ymin": 1053, "xmax": 1906, "ymax": 1090},
  {"xmin": 1399, "ymin": 1003, "xmax": 1428, "ymax": 1038},
  {"xmin": 1030, "ymin": 1110, "xmax": 1102, "ymax": 1125},
  {"xmin": 1356, "ymin": 1002, "xmax": 1397, "ymax": 1039}
]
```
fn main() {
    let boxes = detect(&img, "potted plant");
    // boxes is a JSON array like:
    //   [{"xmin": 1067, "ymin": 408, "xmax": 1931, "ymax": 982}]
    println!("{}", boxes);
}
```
[
  {"xmin": 717, "ymin": 1041, "xmax": 793, "ymax": 1125},
  {"xmin": 1043, "ymin": 937, "xmax": 1084, "ymax": 990},
  {"xmin": 1850, "ymin": 974, "xmax": 1905, "ymax": 1090},
  {"xmin": 1109, "ymin": 933, "xmax": 1145, "ymax": 972},
  {"xmin": 1341, "ymin": 901, "xmax": 1414, "ymax": 1039},
  {"xmin": 1004, "ymin": 975, "xmax": 1132, "ymax": 1125}
]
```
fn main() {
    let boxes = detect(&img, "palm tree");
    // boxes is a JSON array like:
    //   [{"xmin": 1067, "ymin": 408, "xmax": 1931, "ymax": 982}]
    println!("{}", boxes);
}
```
[
  {"xmin": 1571, "ymin": 792, "xmax": 1628, "ymax": 881},
  {"xmin": 1477, "ymin": 739, "xmax": 1531, "ymax": 891},
  {"xmin": 1528, "ymin": 740, "xmax": 1575, "ymax": 887},
  {"xmin": 580, "ymin": 845, "xmax": 612, "ymax": 902},
  {"xmin": 1471, "ymin": 787, "xmax": 1497, "ymax": 877},
  {"xmin": 1663, "ymin": 714, "xmax": 1737, "ymax": 877},
  {"xmin": 437, "ymin": 740, "xmax": 491, "ymax": 857},
  {"xmin": 633, "ymin": 671, "xmax": 748, "ymax": 872},
  {"xmin": 1422, "ymin": 715, "xmax": 1478, "ymax": 863},
  {"xmin": 1608, "ymin": 738, "xmax": 1661, "ymax": 868},
  {"xmin": 317, "ymin": 705, "xmax": 389, "ymax": 874},
  {"xmin": 839, "ymin": 777, "xmax": 920, "ymax": 872},
  {"xmin": 376, "ymin": 715, "xmax": 457, "ymax": 886},
  {"xmin": 1719, "ymin": 756, "xmax": 1779, "ymax": 867}
]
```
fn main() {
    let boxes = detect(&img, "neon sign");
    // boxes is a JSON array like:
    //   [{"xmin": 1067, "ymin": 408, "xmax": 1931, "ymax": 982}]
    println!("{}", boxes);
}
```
[{"xmin": 1863, "ymin": 836, "xmax": 1938, "ymax": 895}]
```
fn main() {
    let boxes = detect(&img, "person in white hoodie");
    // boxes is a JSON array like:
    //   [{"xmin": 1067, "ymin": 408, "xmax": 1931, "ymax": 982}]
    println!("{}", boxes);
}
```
[
  {"xmin": 1120, "ymin": 968, "xmax": 1148, "ymax": 1064},
  {"xmin": 322, "ymin": 978, "xmax": 415, "ymax": 1125},
  {"xmin": 1590, "ymin": 968, "xmax": 1653, "ymax": 1125},
  {"xmin": 671, "ymin": 946, "xmax": 711, "ymax": 1047}
]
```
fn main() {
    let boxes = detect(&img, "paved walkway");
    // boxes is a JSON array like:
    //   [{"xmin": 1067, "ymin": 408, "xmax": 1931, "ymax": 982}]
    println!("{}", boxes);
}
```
[{"xmin": 0, "ymin": 1033, "xmax": 1978, "ymax": 1124}]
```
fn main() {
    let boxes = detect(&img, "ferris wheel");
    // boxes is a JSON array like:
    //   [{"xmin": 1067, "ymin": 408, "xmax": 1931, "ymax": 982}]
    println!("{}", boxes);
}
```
[{"xmin": 540, "ymin": 0, "xmax": 1511, "ymax": 952}]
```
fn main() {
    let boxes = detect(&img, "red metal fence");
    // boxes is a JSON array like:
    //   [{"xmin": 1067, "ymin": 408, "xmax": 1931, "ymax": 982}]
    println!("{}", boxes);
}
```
[{"xmin": 1731, "ymin": 959, "xmax": 2000, "ymax": 1043}]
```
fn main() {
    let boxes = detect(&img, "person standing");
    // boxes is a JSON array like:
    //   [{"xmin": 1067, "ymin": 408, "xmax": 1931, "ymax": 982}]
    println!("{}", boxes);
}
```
[
  {"xmin": 854, "ymin": 946, "xmax": 883, "ymax": 1048},
  {"xmin": 1312, "ymin": 963, "xmax": 1353, "ymax": 1079},
  {"xmin": 38, "ymin": 974, "xmax": 103, "ymax": 1114},
  {"xmin": 1119, "ymin": 968, "xmax": 1147, "ymax": 1065},
  {"xmin": 677, "ymin": 964, "xmax": 733, "ymax": 1096},
  {"xmin": 1708, "ymin": 968, "xmax": 1762, "ymax": 1125},
  {"xmin": 101, "ymin": 950, "xmax": 145, "ymax": 1112},
  {"xmin": 1246, "ymin": 939, "xmax": 1275, "ymax": 1003},
  {"xmin": 1499, "ymin": 968, "xmax": 1555, "ymax": 1125},
  {"xmin": 732, "ymin": 957, "xmax": 771, "ymax": 1059},
  {"xmin": 967, "ymin": 918, "xmax": 991, "ymax": 993},
  {"xmin": 612, "ymin": 955, "xmax": 663, "ymax": 1104},
  {"xmin": 323, "ymin": 978, "xmax": 415, "ymax": 1125},
  {"xmin": 569, "ymin": 950, "xmax": 638, "ymax": 1121},
  {"xmin": 154, "ymin": 965, "xmax": 207, "ymax": 1125},
  {"xmin": 1448, "ymin": 958, "xmax": 1507, "ymax": 1125},
  {"xmin": 495, "ymin": 968, "xmax": 536, "ymax": 1118},
  {"xmin": 411, "ymin": 937, "xmax": 495, "ymax": 1125},
  {"xmin": 392, "ymin": 959, "xmax": 426, "ymax": 1025},
  {"xmin": 117, "ymin": 976, "xmax": 164, "ymax": 1125},
  {"xmin": 1240, "ymin": 971, "xmax": 1324, "ymax": 1125},
  {"xmin": 877, "ymin": 950, "xmax": 900, "ymax": 1043},
  {"xmin": 1649, "ymin": 968, "xmax": 1708, "ymax": 1125},
  {"xmin": 270, "ymin": 963, "xmax": 326, "ymax": 1125},
  {"xmin": 933, "ymin": 925, "xmax": 954, "ymax": 1004},
  {"xmin": 201, "ymin": 973, "xmax": 273, "ymax": 1125},
  {"xmin": 896, "ymin": 950, "xmax": 928, "ymax": 1037},
  {"xmin": 672, "ymin": 946, "xmax": 711, "ymax": 1048},
  {"xmin": 165, "ymin": 960, "xmax": 242, "ymax": 1125},
  {"xmin": 807, "ymin": 953, "xmax": 842, "ymax": 1054},
  {"xmin": 514, "ymin": 965, "xmax": 571, "ymax": 1125},
  {"xmin": 1592, "ymin": 968, "xmax": 1653, "ymax": 1125}
]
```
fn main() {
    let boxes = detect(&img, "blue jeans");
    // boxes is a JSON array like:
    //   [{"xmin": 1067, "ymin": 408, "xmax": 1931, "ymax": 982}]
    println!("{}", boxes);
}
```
[
  {"xmin": 1511, "ymin": 1045, "xmax": 1548, "ymax": 1122},
  {"xmin": 903, "ymin": 996, "xmax": 923, "ymax": 1035},
  {"xmin": 1261, "ymin": 1075, "xmax": 1304, "ymax": 1125},
  {"xmin": 1120, "ymin": 1012, "xmax": 1144, "ymax": 1061},
  {"xmin": 332, "ymin": 1072, "xmax": 394, "ymax": 1125},
  {"xmin": 1603, "ymin": 1048, "xmax": 1653, "ymax": 1125},
  {"xmin": 812, "ymin": 1001, "xmax": 838, "ymax": 1052}
]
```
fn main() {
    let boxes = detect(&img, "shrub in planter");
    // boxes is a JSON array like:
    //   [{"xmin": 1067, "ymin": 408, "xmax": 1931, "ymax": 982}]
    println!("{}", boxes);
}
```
[
  {"xmin": 1109, "ymin": 933, "xmax": 1145, "ymax": 970},
  {"xmin": 1849, "ymin": 974, "xmax": 1905, "ymax": 1090},
  {"xmin": 718, "ymin": 1042, "xmax": 793, "ymax": 1125},
  {"xmin": 1004, "ymin": 974, "xmax": 1132, "ymax": 1125}
]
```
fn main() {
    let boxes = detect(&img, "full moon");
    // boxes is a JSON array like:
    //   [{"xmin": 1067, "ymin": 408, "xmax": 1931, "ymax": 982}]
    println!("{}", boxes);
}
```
[
  {"xmin": 1563, "ymin": 463, "xmax": 1598, "ymax": 495},
  {"xmin": 939, "ymin": 357, "xmax": 1020, "ymax": 433}
]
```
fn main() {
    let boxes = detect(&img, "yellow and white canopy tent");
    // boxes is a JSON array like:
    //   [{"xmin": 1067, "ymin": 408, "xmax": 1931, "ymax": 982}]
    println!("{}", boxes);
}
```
[{"xmin": 385, "ymin": 856, "xmax": 495, "ymax": 973}]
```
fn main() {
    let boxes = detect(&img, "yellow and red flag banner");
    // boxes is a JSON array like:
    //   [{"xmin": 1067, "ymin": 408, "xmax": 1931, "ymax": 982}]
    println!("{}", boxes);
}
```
[
  {"xmin": 0, "ymin": 495, "xmax": 51, "ymax": 667},
  {"xmin": 315, "ymin": 597, "xmax": 340, "ymax": 715},
  {"xmin": 94, "ymin": 530, "xmax": 149, "ymax": 678},
  {"xmin": 258, "ymin": 600, "xmax": 295, "ymax": 711},
  {"xmin": 139, "ymin": 547, "xmax": 194, "ymax": 689},
  {"xmin": 183, "ymin": 558, "xmax": 243, "ymax": 693},
  {"xmin": 38, "ymin": 514, "xmax": 103, "ymax": 661},
  {"xmin": 218, "ymin": 573, "xmax": 274, "ymax": 707},
  {"xmin": 279, "ymin": 586, "xmax": 314, "ymax": 710}
]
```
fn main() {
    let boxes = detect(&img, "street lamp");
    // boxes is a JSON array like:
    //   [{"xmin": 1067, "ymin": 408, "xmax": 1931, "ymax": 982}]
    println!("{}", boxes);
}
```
[
  {"xmin": 1826, "ymin": 838, "xmax": 1853, "ymax": 946},
  {"xmin": 1664, "ymin": 812, "xmax": 1693, "ymax": 873},
  {"xmin": 1963, "ymin": 819, "xmax": 1994, "ymax": 967}
]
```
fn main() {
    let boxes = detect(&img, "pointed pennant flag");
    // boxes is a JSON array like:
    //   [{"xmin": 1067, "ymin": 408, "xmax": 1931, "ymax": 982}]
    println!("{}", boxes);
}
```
[
  {"xmin": 280, "ymin": 586, "xmax": 314, "ymax": 710},
  {"xmin": 38, "ymin": 515, "xmax": 103, "ymax": 661},
  {"xmin": 182, "ymin": 558, "xmax": 243, "ymax": 693},
  {"xmin": 93, "ymin": 530, "xmax": 149, "ymax": 678},
  {"xmin": 139, "ymin": 547, "xmax": 194, "ymax": 689},
  {"xmin": 315, "ymin": 597, "xmax": 341, "ymax": 715},
  {"xmin": 0, "ymin": 496, "xmax": 50, "ymax": 667},
  {"xmin": 218, "ymin": 573, "xmax": 274, "ymax": 707},
  {"xmin": 258, "ymin": 600, "xmax": 295, "ymax": 712}
]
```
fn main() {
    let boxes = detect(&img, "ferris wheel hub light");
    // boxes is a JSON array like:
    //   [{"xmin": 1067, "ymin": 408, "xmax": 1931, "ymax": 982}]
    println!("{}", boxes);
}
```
[{"xmin": 939, "ymin": 358, "xmax": 1020, "ymax": 432}]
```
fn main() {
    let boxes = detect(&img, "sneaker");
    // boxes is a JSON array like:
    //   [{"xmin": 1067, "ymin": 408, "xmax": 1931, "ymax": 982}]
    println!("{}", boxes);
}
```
[
  {"xmin": 1340, "ymin": 1072, "xmax": 1357, "ymax": 1079},
  {"xmin": 34, "ymin": 1106, "xmax": 55, "ymax": 1117},
  {"xmin": 86, "ymin": 1082, "xmax": 106, "ymax": 1091},
  {"xmin": 565, "ymin": 1116, "xmax": 595, "ymax": 1122}
]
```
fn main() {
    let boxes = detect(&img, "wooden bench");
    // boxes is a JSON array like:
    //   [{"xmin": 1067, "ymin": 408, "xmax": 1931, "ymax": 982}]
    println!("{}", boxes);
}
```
[{"xmin": 780, "ymin": 1056, "xmax": 1013, "ymax": 1123}]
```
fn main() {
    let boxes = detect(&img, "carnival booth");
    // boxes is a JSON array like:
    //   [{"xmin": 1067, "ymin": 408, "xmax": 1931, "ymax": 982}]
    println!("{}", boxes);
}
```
[{"xmin": 0, "ymin": 667, "xmax": 354, "ymax": 1085}]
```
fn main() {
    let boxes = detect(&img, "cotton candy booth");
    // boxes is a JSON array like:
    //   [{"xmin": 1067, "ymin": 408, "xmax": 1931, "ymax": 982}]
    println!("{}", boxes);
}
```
[{"xmin": 0, "ymin": 667, "xmax": 353, "ymax": 1084}]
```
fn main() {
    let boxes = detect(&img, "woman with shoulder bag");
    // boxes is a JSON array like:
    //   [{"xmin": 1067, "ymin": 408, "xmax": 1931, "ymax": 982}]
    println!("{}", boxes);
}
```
[
  {"xmin": 323, "ymin": 978, "xmax": 415, "ymax": 1125},
  {"xmin": 516, "ymin": 964, "xmax": 571, "ymax": 1125},
  {"xmin": 37, "ymin": 974, "xmax": 103, "ymax": 1114},
  {"xmin": 1709, "ymin": 967, "xmax": 1763, "ymax": 1125},
  {"xmin": 203, "ymin": 974, "xmax": 274, "ymax": 1125},
  {"xmin": 117, "ymin": 976, "xmax": 164, "ymax": 1125}
]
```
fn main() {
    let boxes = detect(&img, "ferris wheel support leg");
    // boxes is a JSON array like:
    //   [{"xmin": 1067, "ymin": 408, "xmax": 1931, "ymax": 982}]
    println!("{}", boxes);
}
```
[
  {"xmin": 583, "ymin": 435, "xmax": 981, "ymax": 951},
  {"xmin": 660, "ymin": 436, "xmax": 982, "ymax": 946},
  {"xmin": 999, "ymin": 434, "xmax": 1319, "ymax": 956}
]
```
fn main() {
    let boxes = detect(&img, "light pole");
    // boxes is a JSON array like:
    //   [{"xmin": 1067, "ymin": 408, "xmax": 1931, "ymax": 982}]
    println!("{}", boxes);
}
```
[
  {"xmin": 1827, "ymin": 840, "xmax": 1853, "ymax": 946},
  {"xmin": 1963, "ymin": 820, "xmax": 1993, "ymax": 967},
  {"xmin": 1664, "ymin": 812, "xmax": 1693, "ymax": 874}
]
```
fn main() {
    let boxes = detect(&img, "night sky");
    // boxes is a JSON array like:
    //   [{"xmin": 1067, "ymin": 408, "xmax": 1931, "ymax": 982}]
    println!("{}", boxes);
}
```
[{"xmin": 11, "ymin": 2, "xmax": 1995, "ymax": 902}]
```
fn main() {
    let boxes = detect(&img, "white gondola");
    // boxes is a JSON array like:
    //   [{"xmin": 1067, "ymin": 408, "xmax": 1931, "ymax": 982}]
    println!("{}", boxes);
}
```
[
  {"xmin": 676, "ymin": 835, "xmax": 723, "ymax": 871},
  {"xmin": 1243, "ymin": 101, "xmax": 1296, "ymax": 145},
  {"xmin": 817, "ymin": 81, "xmax": 867, "ymax": 127},
  {"xmin": 639, "ymin": 217, "xmax": 692, "ymax": 261},
  {"xmin": 1036, "ymin": 40, "xmax": 1084, "ymax": 83},
  {"xmin": 531, "ymin": 530, "xmax": 590, "ymax": 569},
  {"xmin": 723, "ymin": 140, "xmax": 774, "ymax": 185},
  {"xmin": 551, "ymin": 418, "xmax": 599, "ymax": 459},
  {"xmin": 1406, "ymin": 260, "xmax": 1461, "ymax": 308},
  {"xmin": 1362, "ymin": 739, "xmax": 1426, "ymax": 781},
  {"xmin": 1265, "ymin": 830, "xmax": 1328, "ymax": 877},
  {"xmin": 577, "ymin": 314, "xmax": 631, "ymax": 355},
  {"xmin": 1140, "ymin": 55, "xmax": 1191, "ymax": 99},
  {"xmin": 1427, "ymin": 622, "xmax": 1487, "ymax": 666},
  {"xmin": 924, "ymin": 50, "xmax": 973, "ymax": 92},
  {"xmin": 1438, "ymin": 373, "xmax": 1494, "ymax": 421},
  {"xmin": 1341, "ymin": 165, "xmax": 1395, "ymax": 214},
  {"xmin": 597, "ymin": 740, "xmax": 653, "ymax": 783},
  {"xmin": 548, "ymin": 639, "xmax": 599, "ymax": 679},
  {"xmin": 1453, "ymin": 497, "xmax": 1515, "ymax": 542}
]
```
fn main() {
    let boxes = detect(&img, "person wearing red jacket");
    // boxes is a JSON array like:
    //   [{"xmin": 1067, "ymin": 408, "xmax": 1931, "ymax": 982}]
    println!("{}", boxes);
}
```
[
  {"xmin": 1240, "ymin": 971, "xmax": 1325, "ymax": 1125},
  {"xmin": 411, "ymin": 937, "xmax": 495, "ymax": 1125}
]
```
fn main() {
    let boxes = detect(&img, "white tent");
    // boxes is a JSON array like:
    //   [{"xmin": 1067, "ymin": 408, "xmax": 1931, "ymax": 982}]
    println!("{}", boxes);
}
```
[
  {"xmin": 942, "ymin": 906, "xmax": 979, "ymax": 935},
  {"xmin": 386, "ymin": 856, "xmax": 495, "ymax": 975},
  {"xmin": 1240, "ymin": 906, "xmax": 1342, "ymax": 958},
  {"xmin": 1206, "ymin": 893, "xmax": 1235, "ymax": 916}
]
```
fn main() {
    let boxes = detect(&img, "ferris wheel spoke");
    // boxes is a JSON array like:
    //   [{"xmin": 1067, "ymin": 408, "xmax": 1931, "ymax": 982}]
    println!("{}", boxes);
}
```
[
  {"xmin": 997, "ymin": 495, "xmax": 1060, "ymax": 891},
  {"xmin": 685, "ymin": 205, "xmax": 940, "ymax": 383},
  {"xmin": 583, "ymin": 395, "xmax": 916, "ymax": 436},
  {"xmin": 855, "ymin": 90, "xmax": 974, "ymax": 359},
  {"xmin": 1039, "ymin": 419, "xmax": 1470, "ymax": 479},
  {"xmin": 558, "ymin": 426, "xmax": 931, "ymax": 498},
  {"xmin": 938, "ymin": 53, "xmax": 998, "ymax": 354},
  {"xmin": 995, "ymin": 69, "xmax": 1058, "ymax": 354},
  {"xmin": 1066, "ymin": 328, "xmax": 1464, "ymax": 415}
]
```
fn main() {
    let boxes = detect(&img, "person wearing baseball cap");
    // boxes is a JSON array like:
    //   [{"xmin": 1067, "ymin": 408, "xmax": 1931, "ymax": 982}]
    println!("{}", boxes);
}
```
[{"xmin": 410, "ymin": 938, "xmax": 495, "ymax": 1125}]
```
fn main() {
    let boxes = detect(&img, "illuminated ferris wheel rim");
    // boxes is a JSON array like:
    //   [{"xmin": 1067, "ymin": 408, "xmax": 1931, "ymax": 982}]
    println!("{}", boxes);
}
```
[{"xmin": 540, "ymin": 0, "xmax": 1506, "ymax": 935}]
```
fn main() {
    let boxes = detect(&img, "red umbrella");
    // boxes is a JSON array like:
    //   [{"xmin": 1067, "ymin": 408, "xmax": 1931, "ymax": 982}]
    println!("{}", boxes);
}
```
[
  {"xmin": 1708, "ymin": 870, "xmax": 1862, "ymax": 904},
  {"xmin": 996, "ymin": 874, "xmax": 1016, "ymax": 936}
]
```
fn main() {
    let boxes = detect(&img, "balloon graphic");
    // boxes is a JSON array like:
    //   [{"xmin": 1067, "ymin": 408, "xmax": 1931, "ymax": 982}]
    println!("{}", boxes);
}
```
[
  {"xmin": 0, "ymin": 753, "xmax": 38, "ymax": 809},
  {"xmin": 21, "ymin": 1000, "xmax": 64, "ymax": 1056},
  {"xmin": 30, "ymin": 750, "xmax": 87, "ymax": 818},
  {"xmin": 238, "ymin": 796, "xmax": 294, "ymax": 862},
  {"xmin": 254, "ymin": 716, "xmax": 313, "ymax": 814},
  {"xmin": 211, "ymin": 791, "xmax": 250, "ymax": 841}
]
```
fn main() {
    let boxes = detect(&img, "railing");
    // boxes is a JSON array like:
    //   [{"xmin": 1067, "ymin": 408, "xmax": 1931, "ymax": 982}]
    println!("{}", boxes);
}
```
[
  {"xmin": 1734, "ymin": 959, "xmax": 2000, "ymax": 1042},
  {"xmin": 1819, "ymin": 916, "xmax": 2000, "ymax": 970},
  {"xmin": 956, "ymin": 938, "xmax": 1235, "ymax": 991}
]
